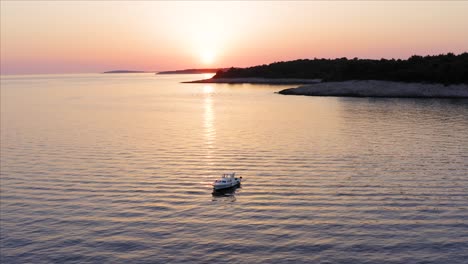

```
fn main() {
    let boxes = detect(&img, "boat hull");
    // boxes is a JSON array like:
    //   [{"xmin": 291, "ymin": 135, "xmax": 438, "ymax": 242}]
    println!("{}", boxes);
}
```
[
  {"xmin": 212, "ymin": 184, "xmax": 240, "ymax": 196},
  {"xmin": 212, "ymin": 181, "xmax": 241, "ymax": 191}
]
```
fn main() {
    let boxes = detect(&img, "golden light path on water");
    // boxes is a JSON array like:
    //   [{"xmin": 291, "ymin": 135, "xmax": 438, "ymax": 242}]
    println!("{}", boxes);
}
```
[{"xmin": 203, "ymin": 85, "xmax": 216, "ymax": 167}]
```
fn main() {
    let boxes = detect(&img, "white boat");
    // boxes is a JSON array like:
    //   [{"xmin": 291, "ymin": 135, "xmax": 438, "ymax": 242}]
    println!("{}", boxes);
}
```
[{"xmin": 212, "ymin": 173, "xmax": 242, "ymax": 190}]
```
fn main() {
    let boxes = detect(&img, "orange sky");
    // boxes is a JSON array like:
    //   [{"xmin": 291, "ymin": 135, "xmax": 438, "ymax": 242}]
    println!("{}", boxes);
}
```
[{"xmin": 1, "ymin": 1, "xmax": 467, "ymax": 75}]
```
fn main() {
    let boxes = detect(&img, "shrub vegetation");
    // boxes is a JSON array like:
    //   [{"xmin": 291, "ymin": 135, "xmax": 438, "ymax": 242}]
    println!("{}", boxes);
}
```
[{"xmin": 214, "ymin": 53, "xmax": 468, "ymax": 84}]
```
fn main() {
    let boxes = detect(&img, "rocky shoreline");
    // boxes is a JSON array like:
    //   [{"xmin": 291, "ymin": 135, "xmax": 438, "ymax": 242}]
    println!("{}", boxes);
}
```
[
  {"xmin": 278, "ymin": 80, "xmax": 468, "ymax": 98},
  {"xmin": 184, "ymin": 77, "xmax": 468, "ymax": 98}
]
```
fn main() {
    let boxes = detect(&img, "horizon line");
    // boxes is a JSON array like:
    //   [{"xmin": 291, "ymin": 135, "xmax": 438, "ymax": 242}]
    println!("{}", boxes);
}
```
[{"xmin": 2, "ymin": 51, "xmax": 465, "ymax": 76}]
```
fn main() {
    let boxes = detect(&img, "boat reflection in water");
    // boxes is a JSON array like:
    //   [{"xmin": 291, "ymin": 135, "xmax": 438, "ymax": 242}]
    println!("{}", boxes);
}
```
[{"xmin": 212, "ymin": 183, "xmax": 241, "ymax": 197}]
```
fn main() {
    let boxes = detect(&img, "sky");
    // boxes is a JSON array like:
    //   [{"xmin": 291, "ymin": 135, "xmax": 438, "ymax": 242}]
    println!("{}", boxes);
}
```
[{"xmin": 1, "ymin": 1, "xmax": 468, "ymax": 75}]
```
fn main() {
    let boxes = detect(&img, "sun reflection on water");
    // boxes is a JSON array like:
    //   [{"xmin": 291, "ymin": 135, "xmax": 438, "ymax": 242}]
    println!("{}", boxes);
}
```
[
  {"xmin": 203, "ymin": 85, "xmax": 216, "ymax": 164},
  {"xmin": 202, "ymin": 73, "xmax": 216, "ymax": 80},
  {"xmin": 203, "ymin": 85, "xmax": 214, "ymax": 94}
]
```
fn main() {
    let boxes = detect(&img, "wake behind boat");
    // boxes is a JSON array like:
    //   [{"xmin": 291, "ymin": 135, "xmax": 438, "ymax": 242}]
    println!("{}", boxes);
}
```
[{"xmin": 212, "ymin": 173, "xmax": 242, "ymax": 191}]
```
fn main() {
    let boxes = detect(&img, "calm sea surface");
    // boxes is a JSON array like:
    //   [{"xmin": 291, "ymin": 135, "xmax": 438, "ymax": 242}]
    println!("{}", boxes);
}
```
[{"xmin": 1, "ymin": 73, "xmax": 467, "ymax": 263}]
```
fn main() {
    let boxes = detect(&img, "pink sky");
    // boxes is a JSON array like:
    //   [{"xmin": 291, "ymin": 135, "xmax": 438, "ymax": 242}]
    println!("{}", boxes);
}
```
[{"xmin": 1, "ymin": 1, "xmax": 467, "ymax": 75}]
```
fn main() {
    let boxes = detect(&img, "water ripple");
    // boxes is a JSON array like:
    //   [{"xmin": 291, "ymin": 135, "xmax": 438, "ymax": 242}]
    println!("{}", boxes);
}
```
[{"xmin": 1, "ymin": 74, "xmax": 468, "ymax": 263}]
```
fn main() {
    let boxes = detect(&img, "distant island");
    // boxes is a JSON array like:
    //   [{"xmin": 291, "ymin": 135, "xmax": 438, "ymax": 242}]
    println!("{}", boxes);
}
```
[
  {"xmin": 103, "ymin": 70, "xmax": 147, "ymax": 74},
  {"xmin": 186, "ymin": 53, "xmax": 468, "ymax": 98},
  {"xmin": 158, "ymin": 68, "xmax": 225, "ymax": 74}
]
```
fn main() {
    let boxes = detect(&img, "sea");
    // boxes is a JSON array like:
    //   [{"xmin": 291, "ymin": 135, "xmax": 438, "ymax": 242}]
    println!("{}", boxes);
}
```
[{"xmin": 1, "ymin": 73, "xmax": 467, "ymax": 263}]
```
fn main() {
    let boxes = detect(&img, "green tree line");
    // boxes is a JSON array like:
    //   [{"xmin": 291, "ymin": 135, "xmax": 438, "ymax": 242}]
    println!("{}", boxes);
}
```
[{"xmin": 214, "ymin": 53, "xmax": 468, "ymax": 84}]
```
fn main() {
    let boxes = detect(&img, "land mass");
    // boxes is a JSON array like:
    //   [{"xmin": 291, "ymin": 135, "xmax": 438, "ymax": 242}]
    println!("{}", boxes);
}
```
[
  {"xmin": 213, "ymin": 53, "xmax": 468, "ymax": 85},
  {"xmin": 278, "ymin": 80, "xmax": 468, "ymax": 98},
  {"xmin": 103, "ymin": 70, "xmax": 147, "ymax": 74},
  {"xmin": 158, "ymin": 68, "xmax": 225, "ymax": 74},
  {"xmin": 186, "ymin": 53, "xmax": 468, "ymax": 98}
]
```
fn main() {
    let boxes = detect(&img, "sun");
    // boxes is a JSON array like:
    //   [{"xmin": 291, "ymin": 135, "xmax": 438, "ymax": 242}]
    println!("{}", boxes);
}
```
[{"xmin": 200, "ymin": 50, "xmax": 216, "ymax": 65}]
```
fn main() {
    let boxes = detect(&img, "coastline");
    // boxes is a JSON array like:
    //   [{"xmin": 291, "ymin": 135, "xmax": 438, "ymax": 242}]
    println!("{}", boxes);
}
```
[
  {"xmin": 278, "ymin": 80, "xmax": 468, "ymax": 98},
  {"xmin": 183, "ymin": 77, "xmax": 322, "ymax": 84},
  {"xmin": 185, "ymin": 77, "xmax": 468, "ymax": 98}
]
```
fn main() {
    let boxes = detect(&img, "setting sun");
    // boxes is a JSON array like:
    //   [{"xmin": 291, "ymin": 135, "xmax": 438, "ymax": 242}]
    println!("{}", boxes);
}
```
[{"xmin": 200, "ymin": 50, "xmax": 216, "ymax": 65}]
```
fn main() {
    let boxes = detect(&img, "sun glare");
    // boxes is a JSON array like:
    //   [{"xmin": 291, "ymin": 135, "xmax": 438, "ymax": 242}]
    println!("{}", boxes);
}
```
[
  {"xmin": 201, "ymin": 50, "xmax": 216, "ymax": 65},
  {"xmin": 203, "ymin": 85, "xmax": 214, "ymax": 94}
]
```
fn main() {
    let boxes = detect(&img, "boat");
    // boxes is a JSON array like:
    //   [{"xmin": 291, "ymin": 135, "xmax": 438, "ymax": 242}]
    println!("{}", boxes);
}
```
[{"xmin": 212, "ymin": 173, "xmax": 242, "ymax": 191}]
